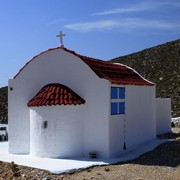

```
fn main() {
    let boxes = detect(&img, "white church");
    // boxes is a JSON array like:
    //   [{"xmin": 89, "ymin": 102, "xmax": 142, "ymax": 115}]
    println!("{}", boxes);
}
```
[{"xmin": 8, "ymin": 32, "xmax": 171, "ymax": 158}]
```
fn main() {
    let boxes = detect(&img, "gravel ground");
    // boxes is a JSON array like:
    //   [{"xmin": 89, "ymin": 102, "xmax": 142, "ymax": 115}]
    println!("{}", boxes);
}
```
[{"xmin": 0, "ymin": 128, "xmax": 179, "ymax": 180}]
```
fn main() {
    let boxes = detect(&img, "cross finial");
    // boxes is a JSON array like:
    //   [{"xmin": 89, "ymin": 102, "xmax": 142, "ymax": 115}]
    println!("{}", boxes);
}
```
[{"xmin": 56, "ymin": 31, "xmax": 66, "ymax": 47}]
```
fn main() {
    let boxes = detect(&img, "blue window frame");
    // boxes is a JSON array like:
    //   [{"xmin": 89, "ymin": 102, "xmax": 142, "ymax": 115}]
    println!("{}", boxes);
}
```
[{"xmin": 111, "ymin": 87, "xmax": 125, "ymax": 115}]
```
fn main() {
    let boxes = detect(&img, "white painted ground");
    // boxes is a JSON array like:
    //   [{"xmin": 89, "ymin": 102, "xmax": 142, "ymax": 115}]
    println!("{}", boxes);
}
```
[{"xmin": 0, "ymin": 139, "xmax": 169, "ymax": 174}]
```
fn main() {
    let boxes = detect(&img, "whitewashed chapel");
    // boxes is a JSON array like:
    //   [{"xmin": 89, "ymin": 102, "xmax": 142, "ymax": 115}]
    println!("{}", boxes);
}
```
[{"xmin": 8, "ymin": 33, "xmax": 171, "ymax": 158}]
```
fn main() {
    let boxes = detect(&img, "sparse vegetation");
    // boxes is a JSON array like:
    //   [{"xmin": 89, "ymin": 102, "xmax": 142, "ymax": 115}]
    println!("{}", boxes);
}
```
[
  {"xmin": 111, "ymin": 39, "xmax": 180, "ymax": 117},
  {"xmin": 0, "ymin": 86, "xmax": 8, "ymax": 124}
]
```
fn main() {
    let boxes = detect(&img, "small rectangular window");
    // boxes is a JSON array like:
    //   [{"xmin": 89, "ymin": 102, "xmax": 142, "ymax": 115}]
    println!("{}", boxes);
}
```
[{"xmin": 111, "ymin": 87, "xmax": 125, "ymax": 115}]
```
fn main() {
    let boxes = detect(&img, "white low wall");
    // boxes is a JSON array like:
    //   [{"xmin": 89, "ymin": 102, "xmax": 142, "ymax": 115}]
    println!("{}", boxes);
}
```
[
  {"xmin": 125, "ymin": 85, "xmax": 156, "ymax": 149},
  {"xmin": 156, "ymin": 98, "xmax": 171, "ymax": 135}
]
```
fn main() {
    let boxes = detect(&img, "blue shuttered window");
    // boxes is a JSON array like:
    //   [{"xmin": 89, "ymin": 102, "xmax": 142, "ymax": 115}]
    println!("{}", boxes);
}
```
[{"xmin": 111, "ymin": 87, "xmax": 125, "ymax": 115}]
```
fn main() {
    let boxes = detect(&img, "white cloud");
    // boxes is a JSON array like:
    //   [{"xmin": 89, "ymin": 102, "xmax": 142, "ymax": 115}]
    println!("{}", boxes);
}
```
[
  {"xmin": 92, "ymin": 1, "xmax": 180, "ymax": 16},
  {"xmin": 92, "ymin": 3, "xmax": 151, "ymax": 16},
  {"xmin": 65, "ymin": 20, "xmax": 118, "ymax": 32},
  {"xmin": 65, "ymin": 0, "xmax": 180, "ymax": 33},
  {"xmin": 65, "ymin": 18, "xmax": 180, "ymax": 32}
]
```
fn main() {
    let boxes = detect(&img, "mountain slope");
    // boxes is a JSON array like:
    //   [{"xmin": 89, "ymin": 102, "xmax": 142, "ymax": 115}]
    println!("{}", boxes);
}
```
[
  {"xmin": 111, "ymin": 39, "xmax": 180, "ymax": 117},
  {"xmin": 0, "ymin": 86, "xmax": 8, "ymax": 124}
]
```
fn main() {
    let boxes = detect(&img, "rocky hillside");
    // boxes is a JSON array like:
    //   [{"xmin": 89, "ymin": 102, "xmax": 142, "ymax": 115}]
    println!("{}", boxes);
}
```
[
  {"xmin": 0, "ymin": 86, "xmax": 8, "ymax": 124},
  {"xmin": 112, "ymin": 39, "xmax": 180, "ymax": 117}
]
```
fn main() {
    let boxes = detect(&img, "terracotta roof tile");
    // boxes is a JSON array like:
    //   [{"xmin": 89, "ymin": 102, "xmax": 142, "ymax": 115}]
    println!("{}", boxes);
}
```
[
  {"xmin": 14, "ymin": 47, "xmax": 154, "ymax": 86},
  {"xmin": 27, "ymin": 83, "xmax": 85, "ymax": 107},
  {"xmin": 66, "ymin": 48, "xmax": 154, "ymax": 86}
]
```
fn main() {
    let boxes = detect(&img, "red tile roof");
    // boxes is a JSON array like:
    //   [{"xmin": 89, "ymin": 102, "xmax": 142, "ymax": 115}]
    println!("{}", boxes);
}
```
[
  {"xmin": 27, "ymin": 83, "xmax": 85, "ymax": 107},
  {"xmin": 14, "ymin": 47, "xmax": 154, "ymax": 86}
]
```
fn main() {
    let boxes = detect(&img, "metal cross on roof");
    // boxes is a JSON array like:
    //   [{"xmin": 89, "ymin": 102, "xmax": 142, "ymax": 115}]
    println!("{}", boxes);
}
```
[{"xmin": 56, "ymin": 31, "xmax": 66, "ymax": 47}]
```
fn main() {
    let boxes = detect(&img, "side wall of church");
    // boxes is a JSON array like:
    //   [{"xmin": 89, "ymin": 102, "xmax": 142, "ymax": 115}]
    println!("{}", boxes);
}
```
[{"xmin": 109, "ymin": 85, "xmax": 156, "ymax": 157}]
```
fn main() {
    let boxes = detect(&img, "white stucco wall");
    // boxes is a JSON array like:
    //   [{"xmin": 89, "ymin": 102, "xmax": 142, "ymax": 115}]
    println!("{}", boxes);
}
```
[
  {"xmin": 156, "ymin": 98, "xmax": 171, "ymax": 135},
  {"xmin": 8, "ymin": 48, "xmax": 110, "ymax": 158},
  {"xmin": 125, "ymin": 85, "xmax": 156, "ymax": 149},
  {"xmin": 8, "ymin": 79, "xmax": 30, "ymax": 154},
  {"xmin": 30, "ymin": 105, "xmax": 84, "ymax": 158}
]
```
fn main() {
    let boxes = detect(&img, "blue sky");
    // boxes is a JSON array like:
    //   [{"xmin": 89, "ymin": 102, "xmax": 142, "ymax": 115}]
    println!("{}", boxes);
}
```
[{"xmin": 0, "ymin": 0, "xmax": 180, "ymax": 87}]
